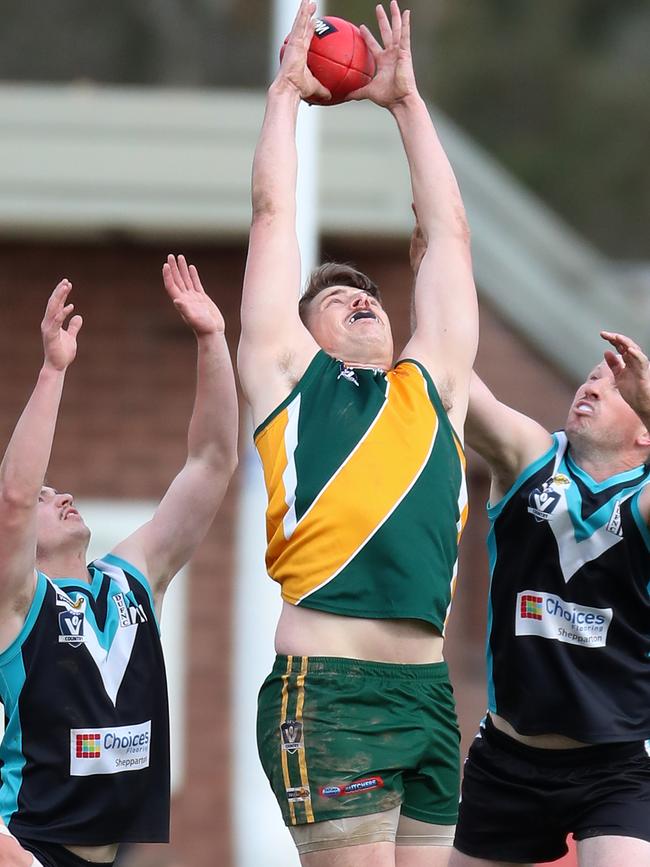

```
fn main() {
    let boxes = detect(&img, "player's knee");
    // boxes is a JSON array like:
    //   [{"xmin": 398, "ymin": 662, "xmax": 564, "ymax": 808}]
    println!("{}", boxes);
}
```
[{"xmin": 290, "ymin": 805, "xmax": 401, "ymax": 855}]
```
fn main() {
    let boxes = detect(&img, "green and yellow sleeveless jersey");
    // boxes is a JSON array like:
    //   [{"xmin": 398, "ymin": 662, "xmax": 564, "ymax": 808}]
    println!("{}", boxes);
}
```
[{"xmin": 254, "ymin": 350, "xmax": 467, "ymax": 632}]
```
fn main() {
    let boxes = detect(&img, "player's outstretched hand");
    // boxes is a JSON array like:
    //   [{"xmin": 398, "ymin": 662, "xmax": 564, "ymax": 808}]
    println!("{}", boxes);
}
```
[
  {"xmin": 601, "ymin": 331, "xmax": 650, "ymax": 416},
  {"xmin": 346, "ymin": 1, "xmax": 417, "ymax": 107},
  {"xmin": 276, "ymin": 0, "xmax": 331, "ymax": 103},
  {"xmin": 163, "ymin": 255, "xmax": 225, "ymax": 337},
  {"xmin": 41, "ymin": 279, "xmax": 83, "ymax": 372}
]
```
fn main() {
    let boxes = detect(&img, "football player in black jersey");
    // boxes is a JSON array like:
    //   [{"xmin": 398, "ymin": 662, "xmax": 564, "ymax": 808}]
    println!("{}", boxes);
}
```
[
  {"xmin": 0, "ymin": 256, "xmax": 238, "ymax": 867},
  {"xmin": 411, "ymin": 219, "xmax": 650, "ymax": 867}
]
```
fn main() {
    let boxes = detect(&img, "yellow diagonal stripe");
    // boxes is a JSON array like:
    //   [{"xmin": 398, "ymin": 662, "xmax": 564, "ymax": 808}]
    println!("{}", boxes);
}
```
[
  {"xmin": 269, "ymin": 364, "xmax": 438, "ymax": 602},
  {"xmin": 279, "ymin": 655, "xmax": 295, "ymax": 825},
  {"xmin": 295, "ymin": 656, "xmax": 314, "ymax": 823}
]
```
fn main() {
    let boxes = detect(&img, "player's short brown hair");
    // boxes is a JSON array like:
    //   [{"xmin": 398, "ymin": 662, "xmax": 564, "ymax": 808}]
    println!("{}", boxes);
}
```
[{"xmin": 299, "ymin": 263, "xmax": 381, "ymax": 324}]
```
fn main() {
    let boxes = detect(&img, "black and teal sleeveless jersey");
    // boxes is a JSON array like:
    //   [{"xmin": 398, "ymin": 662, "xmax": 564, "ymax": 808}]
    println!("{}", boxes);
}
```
[
  {"xmin": 254, "ymin": 350, "xmax": 468, "ymax": 632},
  {"xmin": 0, "ymin": 554, "xmax": 170, "ymax": 844},
  {"xmin": 486, "ymin": 431, "xmax": 650, "ymax": 743}
]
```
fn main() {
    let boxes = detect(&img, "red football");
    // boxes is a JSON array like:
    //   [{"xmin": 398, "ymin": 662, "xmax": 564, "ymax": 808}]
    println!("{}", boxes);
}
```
[{"xmin": 281, "ymin": 16, "xmax": 376, "ymax": 106}]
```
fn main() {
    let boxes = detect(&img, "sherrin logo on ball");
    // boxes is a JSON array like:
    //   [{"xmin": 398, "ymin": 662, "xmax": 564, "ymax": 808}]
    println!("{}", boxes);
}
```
[{"xmin": 281, "ymin": 16, "xmax": 376, "ymax": 105}]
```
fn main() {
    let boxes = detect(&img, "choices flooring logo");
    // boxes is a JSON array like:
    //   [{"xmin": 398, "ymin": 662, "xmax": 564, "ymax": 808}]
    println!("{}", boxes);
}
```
[
  {"xmin": 515, "ymin": 590, "xmax": 612, "ymax": 648},
  {"xmin": 70, "ymin": 720, "xmax": 151, "ymax": 776}
]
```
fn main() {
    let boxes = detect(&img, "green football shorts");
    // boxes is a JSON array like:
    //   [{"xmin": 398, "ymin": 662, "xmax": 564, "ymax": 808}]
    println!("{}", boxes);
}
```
[{"xmin": 257, "ymin": 655, "xmax": 461, "ymax": 828}]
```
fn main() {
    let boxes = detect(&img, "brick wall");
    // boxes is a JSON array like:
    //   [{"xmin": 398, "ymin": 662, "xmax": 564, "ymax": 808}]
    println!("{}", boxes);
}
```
[{"xmin": 0, "ymin": 239, "xmax": 576, "ymax": 866}]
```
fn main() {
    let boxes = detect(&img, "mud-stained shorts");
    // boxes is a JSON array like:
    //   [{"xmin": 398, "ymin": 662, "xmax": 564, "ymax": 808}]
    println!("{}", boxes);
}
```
[{"xmin": 257, "ymin": 655, "xmax": 460, "ymax": 828}]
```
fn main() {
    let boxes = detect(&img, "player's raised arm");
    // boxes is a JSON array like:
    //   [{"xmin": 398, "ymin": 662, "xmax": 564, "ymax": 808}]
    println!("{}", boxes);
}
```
[
  {"xmin": 408, "ymin": 214, "xmax": 551, "ymax": 494},
  {"xmin": 238, "ymin": 1, "xmax": 329, "ymax": 427},
  {"xmin": 351, "ymin": 1, "xmax": 478, "ymax": 434},
  {"xmin": 111, "ymin": 256, "xmax": 238, "ymax": 613},
  {"xmin": 0, "ymin": 281, "xmax": 82, "ymax": 639},
  {"xmin": 467, "ymin": 373, "xmax": 553, "ymax": 502}
]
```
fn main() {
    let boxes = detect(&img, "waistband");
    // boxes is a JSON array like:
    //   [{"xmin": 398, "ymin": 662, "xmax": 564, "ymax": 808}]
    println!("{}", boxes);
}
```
[
  {"xmin": 271, "ymin": 654, "xmax": 450, "ymax": 682},
  {"xmin": 482, "ymin": 714, "xmax": 647, "ymax": 767}
]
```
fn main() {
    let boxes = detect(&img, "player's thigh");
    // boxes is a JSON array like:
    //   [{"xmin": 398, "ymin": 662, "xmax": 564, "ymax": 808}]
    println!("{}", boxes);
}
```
[
  {"xmin": 396, "ymin": 844, "xmax": 452, "ymax": 866},
  {"xmin": 301, "ymin": 840, "xmax": 395, "ymax": 867},
  {"xmin": 290, "ymin": 806, "xmax": 400, "ymax": 861},
  {"xmin": 395, "ymin": 816, "xmax": 455, "ymax": 867},
  {"xmin": 577, "ymin": 835, "xmax": 650, "ymax": 867}
]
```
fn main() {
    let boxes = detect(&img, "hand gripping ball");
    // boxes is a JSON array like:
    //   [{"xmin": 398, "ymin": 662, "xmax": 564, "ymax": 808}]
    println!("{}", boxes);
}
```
[{"xmin": 282, "ymin": 16, "xmax": 376, "ymax": 105}]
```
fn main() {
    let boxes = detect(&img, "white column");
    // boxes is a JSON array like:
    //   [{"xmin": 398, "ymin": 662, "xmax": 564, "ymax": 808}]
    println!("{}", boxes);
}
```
[{"xmin": 232, "ymin": 3, "xmax": 323, "ymax": 865}]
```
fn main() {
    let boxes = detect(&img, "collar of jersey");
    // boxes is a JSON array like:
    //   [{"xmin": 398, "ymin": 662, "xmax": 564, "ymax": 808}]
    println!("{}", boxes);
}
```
[{"xmin": 565, "ymin": 448, "xmax": 648, "ymax": 492}]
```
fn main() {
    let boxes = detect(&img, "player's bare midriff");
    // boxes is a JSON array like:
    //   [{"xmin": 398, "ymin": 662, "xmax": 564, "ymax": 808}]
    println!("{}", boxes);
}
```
[
  {"xmin": 490, "ymin": 712, "xmax": 591, "ymax": 749},
  {"xmin": 66, "ymin": 842, "xmax": 118, "ymax": 862},
  {"xmin": 275, "ymin": 601, "xmax": 444, "ymax": 663}
]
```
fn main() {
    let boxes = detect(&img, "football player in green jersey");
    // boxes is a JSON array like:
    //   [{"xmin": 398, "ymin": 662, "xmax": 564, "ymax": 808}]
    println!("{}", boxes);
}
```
[{"xmin": 239, "ymin": 2, "xmax": 479, "ymax": 865}]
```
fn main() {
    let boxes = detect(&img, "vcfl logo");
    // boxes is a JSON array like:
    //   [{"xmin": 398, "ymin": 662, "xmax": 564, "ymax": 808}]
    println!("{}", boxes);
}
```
[
  {"xmin": 59, "ymin": 610, "xmax": 86, "ymax": 647},
  {"xmin": 527, "ymin": 478, "xmax": 561, "ymax": 522}
]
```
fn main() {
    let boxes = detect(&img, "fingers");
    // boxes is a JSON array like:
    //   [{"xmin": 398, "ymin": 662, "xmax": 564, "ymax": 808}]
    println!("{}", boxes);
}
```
[
  {"xmin": 344, "ymin": 82, "xmax": 371, "ymax": 101},
  {"xmin": 177, "ymin": 254, "xmax": 194, "ymax": 290},
  {"xmin": 603, "ymin": 349, "xmax": 624, "ymax": 375},
  {"xmin": 376, "ymin": 4, "xmax": 393, "ymax": 48},
  {"xmin": 164, "ymin": 254, "xmax": 191, "ymax": 291},
  {"xmin": 359, "ymin": 23, "xmax": 382, "ymax": 58},
  {"xmin": 309, "ymin": 80, "xmax": 332, "ymax": 102},
  {"xmin": 45, "ymin": 279, "xmax": 72, "ymax": 315},
  {"xmin": 164, "ymin": 255, "xmax": 206, "ymax": 298},
  {"xmin": 43, "ymin": 280, "xmax": 76, "ymax": 330},
  {"xmin": 601, "ymin": 331, "xmax": 648, "ymax": 367},
  {"xmin": 400, "ymin": 8, "xmax": 411, "ymax": 52},
  {"xmin": 601, "ymin": 330, "xmax": 637, "ymax": 354},
  {"xmin": 166, "ymin": 253, "xmax": 185, "ymax": 291},
  {"xmin": 390, "ymin": 0, "xmax": 403, "ymax": 45},
  {"xmin": 288, "ymin": 0, "xmax": 308, "ymax": 37},
  {"xmin": 287, "ymin": 0, "xmax": 315, "ymax": 47},
  {"xmin": 188, "ymin": 263, "xmax": 205, "ymax": 294},
  {"xmin": 66, "ymin": 314, "xmax": 83, "ymax": 339},
  {"xmin": 303, "ymin": 2, "xmax": 317, "ymax": 45}
]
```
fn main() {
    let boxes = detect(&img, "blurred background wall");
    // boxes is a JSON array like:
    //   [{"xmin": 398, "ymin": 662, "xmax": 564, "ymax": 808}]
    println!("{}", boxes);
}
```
[{"xmin": 0, "ymin": 2, "xmax": 648, "ymax": 865}]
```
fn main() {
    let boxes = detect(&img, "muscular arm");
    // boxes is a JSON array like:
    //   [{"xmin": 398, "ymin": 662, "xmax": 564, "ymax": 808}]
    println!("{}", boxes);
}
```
[
  {"xmin": 396, "ymin": 95, "xmax": 478, "ymax": 426},
  {"xmin": 351, "ymin": 3, "xmax": 478, "ymax": 434},
  {"xmin": 112, "ymin": 257, "xmax": 238, "ymax": 613},
  {"xmin": 468, "ymin": 373, "xmax": 553, "ymax": 502},
  {"xmin": 407, "ymin": 214, "xmax": 552, "ymax": 496},
  {"xmin": 238, "ymin": 1, "xmax": 328, "ymax": 427},
  {"xmin": 0, "ymin": 281, "xmax": 82, "ymax": 635}
]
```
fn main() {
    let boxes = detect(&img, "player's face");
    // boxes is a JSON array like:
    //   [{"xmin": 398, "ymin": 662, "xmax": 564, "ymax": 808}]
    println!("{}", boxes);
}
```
[
  {"xmin": 36, "ymin": 486, "xmax": 90, "ymax": 553},
  {"xmin": 565, "ymin": 362, "xmax": 646, "ymax": 450},
  {"xmin": 304, "ymin": 286, "xmax": 393, "ymax": 365}
]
